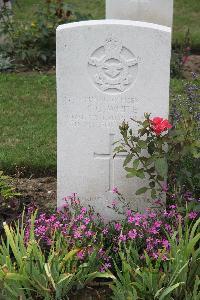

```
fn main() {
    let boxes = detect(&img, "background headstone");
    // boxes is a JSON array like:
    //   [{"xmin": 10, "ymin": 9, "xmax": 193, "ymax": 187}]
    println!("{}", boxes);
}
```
[
  {"xmin": 106, "ymin": 0, "xmax": 173, "ymax": 28},
  {"xmin": 57, "ymin": 20, "xmax": 171, "ymax": 219}
]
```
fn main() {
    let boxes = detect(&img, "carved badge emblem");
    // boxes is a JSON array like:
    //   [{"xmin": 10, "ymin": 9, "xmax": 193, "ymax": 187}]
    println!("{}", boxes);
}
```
[{"xmin": 88, "ymin": 36, "xmax": 139, "ymax": 94}]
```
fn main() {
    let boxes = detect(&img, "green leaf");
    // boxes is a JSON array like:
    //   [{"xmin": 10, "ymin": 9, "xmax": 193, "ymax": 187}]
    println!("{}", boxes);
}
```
[
  {"xmin": 156, "ymin": 282, "xmax": 185, "ymax": 300},
  {"xmin": 85, "ymin": 272, "xmax": 116, "ymax": 284},
  {"xmin": 148, "ymin": 141, "xmax": 155, "ymax": 155},
  {"xmin": 136, "ymin": 169, "xmax": 145, "ymax": 179},
  {"xmin": 132, "ymin": 159, "xmax": 140, "ymax": 169},
  {"xmin": 57, "ymin": 273, "xmax": 73, "ymax": 285},
  {"xmin": 138, "ymin": 140, "xmax": 147, "ymax": 149},
  {"xmin": 62, "ymin": 248, "xmax": 80, "ymax": 262},
  {"xmin": 155, "ymin": 158, "xmax": 168, "ymax": 178},
  {"xmin": 126, "ymin": 173, "xmax": 135, "ymax": 178},
  {"xmin": 151, "ymin": 189, "xmax": 157, "ymax": 199},
  {"xmin": 123, "ymin": 154, "xmax": 134, "ymax": 167},
  {"xmin": 136, "ymin": 187, "xmax": 148, "ymax": 195}
]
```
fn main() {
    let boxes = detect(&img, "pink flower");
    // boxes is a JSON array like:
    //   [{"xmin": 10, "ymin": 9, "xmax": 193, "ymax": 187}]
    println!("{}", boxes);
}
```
[
  {"xmin": 128, "ymin": 216, "xmax": 135, "ymax": 223},
  {"xmin": 162, "ymin": 239, "xmax": 170, "ymax": 250},
  {"xmin": 128, "ymin": 229, "xmax": 137, "ymax": 239},
  {"xmin": 112, "ymin": 187, "xmax": 119, "ymax": 194},
  {"xmin": 149, "ymin": 227, "xmax": 159, "ymax": 235},
  {"xmin": 152, "ymin": 252, "xmax": 159, "ymax": 259},
  {"xmin": 84, "ymin": 217, "xmax": 90, "ymax": 225},
  {"xmin": 154, "ymin": 221, "xmax": 162, "ymax": 228},
  {"xmin": 77, "ymin": 250, "xmax": 84, "ymax": 260},
  {"xmin": 74, "ymin": 231, "xmax": 82, "ymax": 239},
  {"xmin": 162, "ymin": 182, "xmax": 168, "ymax": 192},
  {"xmin": 80, "ymin": 225, "xmax": 86, "ymax": 231},
  {"xmin": 85, "ymin": 230, "xmax": 93, "ymax": 237},
  {"xmin": 81, "ymin": 207, "xmax": 87, "ymax": 214},
  {"xmin": 126, "ymin": 209, "xmax": 132, "ymax": 216},
  {"xmin": 149, "ymin": 212, "xmax": 156, "ymax": 218},
  {"xmin": 119, "ymin": 234, "xmax": 126, "ymax": 242},
  {"xmin": 169, "ymin": 205, "xmax": 177, "ymax": 209},
  {"xmin": 189, "ymin": 212, "xmax": 198, "ymax": 220},
  {"xmin": 114, "ymin": 223, "xmax": 122, "ymax": 231},
  {"xmin": 161, "ymin": 255, "xmax": 168, "ymax": 261},
  {"xmin": 76, "ymin": 214, "xmax": 84, "ymax": 221},
  {"xmin": 150, "ymin": 117, "xmax": 172, "ymax": 135},
  {"xmin": 102, "ymin": 228, "xmax": 109, "ymax": 235}
]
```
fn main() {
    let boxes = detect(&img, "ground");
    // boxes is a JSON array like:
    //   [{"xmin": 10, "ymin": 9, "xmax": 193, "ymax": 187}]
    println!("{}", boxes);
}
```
[
  {"xmin": 13, "ymin": 176, "xmax": 56, "ymax": 210},
  {"xmin": 183, "ymin": 55, "xmax": 200, "ymax": 79}
]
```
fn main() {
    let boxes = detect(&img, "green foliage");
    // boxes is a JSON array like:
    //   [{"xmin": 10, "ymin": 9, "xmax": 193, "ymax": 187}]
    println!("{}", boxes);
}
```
[
  {"xmin": 115, "ymin": 78, "xmax": 200, "ymax": 201},
  {"xmin": 0, "ymin": 171, "xmax": 18, "ymax": 200},
  {"xmin": 110, "ymin": 218, "xmax": 200, "ymax": 300},
  {"xmin": 0, "ymin": 214, "xmax": 114, "ymax": 299},
  {"xmin": 0, "ymin": 54, "xmax": 13, "ymax": 72},
  {"xmin": 0, "ymin": 171, "xmax": 20, "ymax": 228},
  {"xmin": 169, "ymin": 78, "xmax": 200, "ymax": 199},
  {"xmin": 12, "ymin": 0, "xmax": 200, "ymax": 51},
  {"xmin": 1, "ymin": 1, "xmax": 90, "ymax": 68},
  {"xmin": 114, "ymin": 115, "xmax": 170, "ymax": 199},
  {"xmin": 170, "ymin": 29, "xmax": 191, "ymax": 79}
]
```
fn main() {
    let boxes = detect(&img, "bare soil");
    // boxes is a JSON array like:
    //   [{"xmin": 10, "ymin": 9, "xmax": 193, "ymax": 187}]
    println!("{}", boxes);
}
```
[
  {"xmin": 13, "ymin": 176, "xmax": 57, "ymax": 211},
  {"xmin": 183, "ymin": 55, "xmax": 200, "ymax": 79}
]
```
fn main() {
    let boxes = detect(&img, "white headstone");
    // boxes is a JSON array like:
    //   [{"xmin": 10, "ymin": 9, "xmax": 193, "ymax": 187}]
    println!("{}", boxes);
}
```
[
  {"xmin": 57, "ymin": 20, "xmax": 171, "ymax": 219},
  {"xmin": 106, "ymin": 0, "xmax": 173, "ymax": 28}
]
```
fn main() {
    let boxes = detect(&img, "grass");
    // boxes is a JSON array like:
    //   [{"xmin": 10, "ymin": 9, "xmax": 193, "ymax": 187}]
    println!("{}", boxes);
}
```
[
  {"xmin": 0, "ymin": 74, "xmax": 56, "ymax": 176},
  {"xmin": 0, "ymin": 73, "xmax": 186, "ymax": 176},
  {"xmin": 13, "ymin": 0, "xmax": 200, "ymax": 51},
  {"xmin": 173, "ymin": 0, "xmax": 200, "ymax": 52}
]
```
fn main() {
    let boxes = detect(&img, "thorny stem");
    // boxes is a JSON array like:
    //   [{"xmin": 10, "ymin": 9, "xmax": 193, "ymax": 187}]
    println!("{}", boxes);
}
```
[{"xmin": 121, "ymin": 134, "xmax": 163, "ymax": 190}]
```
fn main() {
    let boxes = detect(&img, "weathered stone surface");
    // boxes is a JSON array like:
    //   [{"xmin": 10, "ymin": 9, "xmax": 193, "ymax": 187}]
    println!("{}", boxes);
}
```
[
  {"xmin": 106, "ymin": 0, "xmax": 173, "ymax": 27},
  {"xmin": 57, "ymin": 20, "xmax": 171, "ymax": 219}
]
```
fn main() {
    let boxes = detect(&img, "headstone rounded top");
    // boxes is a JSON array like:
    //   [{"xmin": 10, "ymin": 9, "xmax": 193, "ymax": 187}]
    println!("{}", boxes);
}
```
[
  {"xmin": 106, "ymin": 0, "xmax": 174, "ymax": 28},
  {"xmin": 57, "ymin": 19, "xmax": 171, "ymax": 33}
]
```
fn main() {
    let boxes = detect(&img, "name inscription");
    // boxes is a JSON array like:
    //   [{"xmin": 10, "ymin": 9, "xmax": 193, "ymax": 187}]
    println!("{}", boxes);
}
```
[{"xmin": 64, "ymin": 96, "xmax": 138, "ymax": 128}]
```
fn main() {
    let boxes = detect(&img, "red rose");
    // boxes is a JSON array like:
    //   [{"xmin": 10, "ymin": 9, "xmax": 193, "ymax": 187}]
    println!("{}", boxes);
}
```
[{"xmin": 150, "ymin": 117, "xmax": 172, "ymax": 135}]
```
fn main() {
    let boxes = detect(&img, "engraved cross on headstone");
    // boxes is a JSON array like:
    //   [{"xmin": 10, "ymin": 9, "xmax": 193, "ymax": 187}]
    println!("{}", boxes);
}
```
[{"xmin": 94, "ymin": 133, "xmax": 127, "ymax": 191}]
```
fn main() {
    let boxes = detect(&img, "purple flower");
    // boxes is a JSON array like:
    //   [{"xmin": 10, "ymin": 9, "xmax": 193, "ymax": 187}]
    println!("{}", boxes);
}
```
[
  {"xmin": 162, "ymin": 239, "xmax": 170, "ymax": 250},
  {"xmin": 128, "ymin": 229, "xmax": 137, "ymax": 239},
  {"xmin": 73, "ymin": 231, "xmax": 82, "ymax": 239},
  {"xmin": 162, "ymin": 182, "xmax": 168, "ymax": 192},
  {"xmin": 81, "ymin": 207, "xmax": 87, "ymax": 214},
  {"xmin": 188, "ymin": 212, "xmax": 198, "ymax": 220},
  {"xmin": 77, "ymin": 250, "xmax": 84, "ymax": 260},
  {"xmin": 154, "ymin": 221, "xmax": 162, "ymax": 228},
  {"xmin": 84, "ymin": 217, "xmax": 90, "ymax": 225},
  {"xmin": 102, "ymin": 228, "xmax": 109, "ymax": 235},
  {"xmin": 128, "ymin": 216, "xmax": 135, "ymax": 223},
  {"xmin": 126, "ymin": 209, "xmax": 132, "ymax": 217},
  {"xmin": 119, "ymin": 234, "xmax": 126, "ymax": 242},
  {"xmin": 85, "ymin": 230, "xmax": 93, "ymax": 237},
  {"xmin": 114, "ymin": 223, "xmax": 122, "ymax": 231},
  {"xmin": 169, "ymin": 205, "xmax": 177, "ymax": 209},
  {"xmin": 80, "ymin": 225, "xmax": 86, "ymax": 231}
]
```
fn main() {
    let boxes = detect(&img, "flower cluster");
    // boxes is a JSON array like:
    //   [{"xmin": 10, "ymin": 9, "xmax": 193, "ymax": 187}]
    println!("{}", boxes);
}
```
[
  {"xmin": 150, "ymin": 117, "xmax": 172, "ymax": 135},
  {"xmin": 25, "ymin": 194, "xmax": 111, "ymax": 271},
  {"xmin": 25, "ymin": 194, "xmax": 199, "ymax": 270}
]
